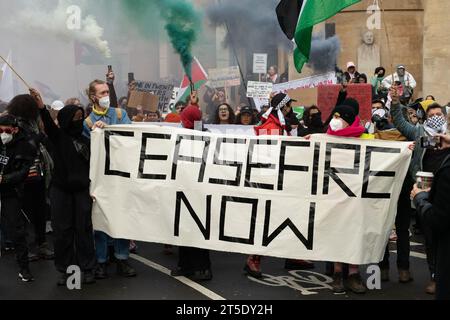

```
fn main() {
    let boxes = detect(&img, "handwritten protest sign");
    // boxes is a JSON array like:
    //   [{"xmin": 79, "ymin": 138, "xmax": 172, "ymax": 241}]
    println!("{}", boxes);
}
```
[
  {"xmin": 207, "ymin": 66, "xmax": 241, "ymax": 88},
  {"xmin": 133, "ymin": 81, "xmax": 174, "ymax": 114},
  {"xmin": 247, "ymin": 81, "xmax": 273, "ymax": 99}
]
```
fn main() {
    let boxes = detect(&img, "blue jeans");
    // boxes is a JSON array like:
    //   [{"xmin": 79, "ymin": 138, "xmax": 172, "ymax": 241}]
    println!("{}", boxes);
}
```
[{"xmin": 95, "ymin": 231, "xmax": 130, "ymax": 263}]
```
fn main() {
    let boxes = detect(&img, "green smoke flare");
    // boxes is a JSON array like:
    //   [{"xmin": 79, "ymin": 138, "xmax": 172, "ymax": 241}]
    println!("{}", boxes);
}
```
[{"xmin": 121, "ymin": 0, "xmax": 201, "ymax": 81}]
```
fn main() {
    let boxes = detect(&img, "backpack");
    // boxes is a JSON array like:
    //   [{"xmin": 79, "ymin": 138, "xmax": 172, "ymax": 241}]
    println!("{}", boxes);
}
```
[{"xmin": 85, "ymin": 108, "xmax": 123, "ymax": 129}]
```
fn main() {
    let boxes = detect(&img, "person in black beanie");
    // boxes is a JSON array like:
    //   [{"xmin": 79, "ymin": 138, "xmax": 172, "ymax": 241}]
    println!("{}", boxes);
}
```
[
  {"xmin": 0, "ymin": 114, "xmax": 37, "ymax": 282},
  {"xmin": 30, "ymin": 89, "xmax": 96, "ymax": 286}
]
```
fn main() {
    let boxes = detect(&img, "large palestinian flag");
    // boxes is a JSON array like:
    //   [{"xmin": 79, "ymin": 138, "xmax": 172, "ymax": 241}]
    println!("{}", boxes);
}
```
[
  {"xmin": 276, "ymin": 0, "xmax": 361, "ymax": 73},
  {"xmin": 176, "ymin": 57, "xmax": 208, "ymax": 104}
]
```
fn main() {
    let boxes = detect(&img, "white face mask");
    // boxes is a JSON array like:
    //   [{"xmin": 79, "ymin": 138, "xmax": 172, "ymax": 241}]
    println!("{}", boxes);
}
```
[
  {"xmin": 98, "ymin": 96, "xmax": 110, "ymax": 109},
  {"xmin": 1, "ymin": 133, "xmax": 13, "ymax": 145},
  {"xmin": 329, "ymin": 118, "xmax": 344, "ymax": 132}
]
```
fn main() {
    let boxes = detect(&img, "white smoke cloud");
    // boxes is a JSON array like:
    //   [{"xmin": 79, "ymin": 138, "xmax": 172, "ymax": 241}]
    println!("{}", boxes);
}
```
[{"xmin": 11, "ymin": 0, "xmax": 111, "ymax": 58}]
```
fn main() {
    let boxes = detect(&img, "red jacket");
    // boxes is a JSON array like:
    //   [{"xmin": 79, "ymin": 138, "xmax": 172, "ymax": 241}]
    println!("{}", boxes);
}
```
[{"xmin": 254, "ymin": 114, "xmax": 285, "ymax": 136}]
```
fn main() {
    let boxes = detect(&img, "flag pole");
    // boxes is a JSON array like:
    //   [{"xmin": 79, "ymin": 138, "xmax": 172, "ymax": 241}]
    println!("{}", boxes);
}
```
[
  {"xmin": 217, "ymin": 0, "xmax": 252, "ymax": 106},
  {"xmin": 0, "ymin": 55, "xmax": 31, "ymax": 89}
]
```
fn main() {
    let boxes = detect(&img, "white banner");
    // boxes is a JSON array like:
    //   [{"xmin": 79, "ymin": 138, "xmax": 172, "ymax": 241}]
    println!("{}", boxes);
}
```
[
  {"xmin": 273, "ymin": 72, "xmax": 337, "ymax": 93},
  {"xmin": 90, "ymin": 126, "xmax": 412, "ymax": 265}
]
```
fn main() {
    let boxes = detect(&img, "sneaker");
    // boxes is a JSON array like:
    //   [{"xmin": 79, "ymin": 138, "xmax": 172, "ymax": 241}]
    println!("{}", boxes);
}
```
[
  {"xmin": 38, "ymin": 243, "xmax": 55, "ymax": 260},
  {"xmin": 331, "ymin": 272, "xmax": 346, "ymax": 294},
  {"xmin": 345, "ymin": 273, "xmax": 367, "ymax": 294},
  {"xmin": 19, "ymin": 268, "xmax": 34, "ymax": 282},
  {"xmin": 381, "ymin": 268, "xmax": 390, "ymax": 282},
  {"xmin": 94, "ymin": 263, "xmax": 108, "ymax": 280},
  {"xmin": 398, "ymin": 269, "xmax": 413, "ymax": 283},
  {"xmin": 83, "ymin": 271, "xmax": 96, "ymax": 285},
  {"xmin": 425, "ymin": 280, "xmax": 436, "ymax": 295},
  {"xmin": 244, "ymin": 255, "xmax": 262, "ymax": 279},
  {"xmin": 129, "ymin": 241, "xmax": 138, "ymax": 254},
  {"xmin": 28, "ymin": 252, "xmax": 40, "ymax": 262},
  {"xmin": 285, "ymin": 259, "xmax": 315, "ymax": 270},
  {"xmin": 116, "ymin": 260, "xmax": 137, "ymax": 277},
  {"xmin": 389, "ymin": 229, "xmax": 398, "ymax": 241},
  {"xmin": 57, "ymin": 273, "xmax": 69, "ymax": 286},
  {"xmin": 171, "ymin": 268, "xmax": 193, "ymax": 277},
  {"xmin": 190, "ymin": 269, "xmax": 213, "ymax": 281},
  {"xmin": 45, "ymin": 221, "xmax": 53, "ymax": 234}
]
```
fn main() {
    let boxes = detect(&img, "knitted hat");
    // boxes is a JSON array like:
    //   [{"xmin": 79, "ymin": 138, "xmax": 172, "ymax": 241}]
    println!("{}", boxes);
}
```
[
  {"xmin": 333, "ymin": 105, "xmax": 356, "ymax": 126},
  {"xmin": 180, "ymin": 106, "xmax": 202, "ymax": 129},
  {"xmin": 0, "ymin": 114, "xmax": 18, "ymax": 127},
  {"xmin": 341, "ymin": 98, "xmax": 360, "ymax": 115}
]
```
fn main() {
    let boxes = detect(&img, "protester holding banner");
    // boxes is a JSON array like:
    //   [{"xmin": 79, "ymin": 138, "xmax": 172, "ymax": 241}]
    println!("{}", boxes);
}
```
[
  {"xmin": 30, "ymin": 89, "xmax": 97, "ymax": 285},
  {"xmin": 0, "ymin": 113, "xmax": 38, "ymax": 282},
  {"xmin": 83, "ymin": 79, "xmax": 136, "ymax": 280},
  {"xmin": 325, "ymin": 103, "xmax": 367, "ymax": 294},
  {"xmin": 297, "ymin": 106, "xmax": 325, "ymax": 137},
  {"xmin": 390, "ymin": 86, "xmax": 448, "ymax": 294},
  {"xmin": 171, "ymin": 103, "xmax": 213, "ymax": 281},
  {"xmin": 412, "ymin": 134, "xmax": 450, "ymax": 300},
  {"xmin": 246, "ymin": 93, "xmax": 314, "ymax": 278}
]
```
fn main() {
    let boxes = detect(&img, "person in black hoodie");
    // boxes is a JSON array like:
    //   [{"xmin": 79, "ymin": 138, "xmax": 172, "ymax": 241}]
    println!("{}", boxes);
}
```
[
  {"xmin": 30, "ymin": 89, "xmax": 96, "ymax": 286},
  {"xmin": 412, "ymin": 134, "xmax": 450, "ymax": 300},
  {"xmin": 0, "ymin": 114, "xmax": 37, "ymax": 282},
  {"xmin": 298, "ymin": 106, "xmax": 325, "ymax": 137}
]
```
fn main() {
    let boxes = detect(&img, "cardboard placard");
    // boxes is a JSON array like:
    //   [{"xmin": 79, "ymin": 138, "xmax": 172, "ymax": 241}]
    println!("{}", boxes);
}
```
[
  {"xmin": 128, "ymin": 90, "xmax": 159, "ymax": 112},
  {"xmin": 133, "ymin": 81, "xmax": 174, "ymax": 113},
  {"xmin": 207, "ymin": 66, "xmax": 241, "ymax": 88},
  {"xmin": 317, "ymin": 84, "xmax": 372, "ymax": 122}
]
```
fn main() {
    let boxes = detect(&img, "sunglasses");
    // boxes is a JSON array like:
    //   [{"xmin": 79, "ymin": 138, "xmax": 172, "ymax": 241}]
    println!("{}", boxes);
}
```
[{"xmin": 0, "ymin": 128, "xmax": 14, "ymax": 134}]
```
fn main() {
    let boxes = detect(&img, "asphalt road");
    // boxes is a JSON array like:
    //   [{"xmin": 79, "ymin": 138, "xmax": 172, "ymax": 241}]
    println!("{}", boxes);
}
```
[{"xmin": 0, "ymin": 232, "xmax": 434, "ymax": 301}]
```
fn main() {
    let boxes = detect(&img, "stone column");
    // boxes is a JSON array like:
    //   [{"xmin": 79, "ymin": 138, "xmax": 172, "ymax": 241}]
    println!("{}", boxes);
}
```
[{"xmin": 423, "ymin": 0, "xmax": 450, "ymax": 103}]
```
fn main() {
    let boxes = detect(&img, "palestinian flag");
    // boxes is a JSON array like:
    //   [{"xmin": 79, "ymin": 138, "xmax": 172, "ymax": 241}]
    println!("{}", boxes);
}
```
[
  {"xmin": 176, "ymin": 57, "xmax": 208, "ymax": 103},
  {"xmin": 276, "ymin": 0, "xmax": 361, "ymax": 73}
]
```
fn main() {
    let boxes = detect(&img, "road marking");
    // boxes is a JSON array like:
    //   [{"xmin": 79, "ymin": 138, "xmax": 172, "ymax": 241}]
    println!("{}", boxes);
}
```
[
  {"xmin": 390, "ymin": 250, "xmax": 427, "ymax": 260},
  {"xmin": 130, "ymin": 254, "xmax": 226, "ymax": 301}
]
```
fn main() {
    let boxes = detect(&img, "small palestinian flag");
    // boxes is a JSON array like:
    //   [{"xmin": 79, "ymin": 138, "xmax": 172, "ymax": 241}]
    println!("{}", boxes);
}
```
[
  {"xmin": 176, "ymin": 57, "xmax": 208, "ymax": 104},
  {"xmin": 276, "ymin": 0, "xmax": 361, "ymax": 73}
]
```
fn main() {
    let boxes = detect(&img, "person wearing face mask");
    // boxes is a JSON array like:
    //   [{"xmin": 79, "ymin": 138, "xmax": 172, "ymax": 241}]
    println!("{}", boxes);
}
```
[
  {"xmin": 327, "ymin": 105, "xmax": 365, "ymax": 138},
  {"xmin": 83, "ymin": 79, "xmax": 136, "ymax": 280},
  {"xmin": 0, "ymin": 114, "xmax": 38, "ymax": 282},
  {"xmin": 325, "ymin": 105, "xmax": 367, "ymax": 294},
  {"xmin": 83, "ymin": 79, "xmax": 131, "ymax": 137},
  {"xmin": 391, "ymin": 86, "xmax": 448, "ymax": 294},
  {"xmin": 298, "ymin": 106, "xmax": 324, "ymax": 137},
  {"xmin": 30, "ymin": 89, "xmax": 97, "ymax": 286},
  {"xmin": 7, "ymin": 94, "xmax": 55, "ymax": 262},
  {"xmin": 246, "ymin": 93, "xmax": 315, "ymax": 279}
]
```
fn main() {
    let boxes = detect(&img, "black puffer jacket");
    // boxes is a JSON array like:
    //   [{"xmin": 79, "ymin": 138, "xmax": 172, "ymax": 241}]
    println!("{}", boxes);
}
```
[
  {"xmin": 40, "ymin": 106, "xmax": 90, "ymax": 192},
  {"xmin": 0, "ymin": 130, "xmax": 37, "ymax": 198},
  {"xmin": 414, "ymin": 153, "xmax": 450, "ymax": 300}
]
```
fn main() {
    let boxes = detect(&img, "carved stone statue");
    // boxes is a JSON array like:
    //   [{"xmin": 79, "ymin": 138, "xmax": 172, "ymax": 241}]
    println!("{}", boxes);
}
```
[{"xmin": 357, "ymin": 30, "xmax": 381, "ymax": 79}]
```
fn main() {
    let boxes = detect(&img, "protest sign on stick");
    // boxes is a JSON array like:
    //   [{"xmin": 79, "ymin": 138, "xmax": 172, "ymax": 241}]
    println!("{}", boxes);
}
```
[{"xmin": 128, "ymin": 91, "xmax": 159, "ymax": 112}]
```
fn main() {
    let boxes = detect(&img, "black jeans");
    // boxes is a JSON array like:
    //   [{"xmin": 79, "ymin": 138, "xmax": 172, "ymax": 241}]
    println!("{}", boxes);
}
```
[
  {"xmin": 380, "ymin": 175, "xmax": 414, "ymax": 270},
  {"xmin": 178, "ymin": 247, "xmax": 211, "ymax": 272},
  {"xmin": 51, "ymin": 187, "xmax": 96, "ymax": 273},
  {"xmin": 1, "ymin": 195, "xmax": 29, "ymax": 270},
  {"xmin": 23, "ymin": 180, "xmax": 47, "ymax": 246}
]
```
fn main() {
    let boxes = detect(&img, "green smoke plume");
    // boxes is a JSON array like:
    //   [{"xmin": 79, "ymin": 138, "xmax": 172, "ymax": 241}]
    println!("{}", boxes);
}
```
[{"xmin": 121, "ymin": 0, "xmax": 201, "ymax": 81}]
